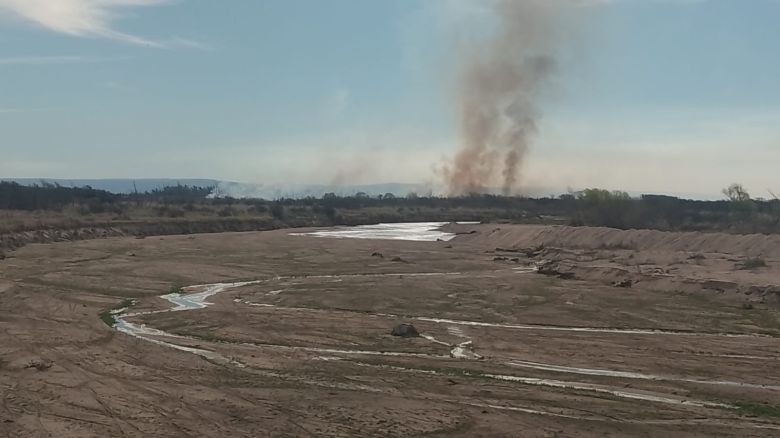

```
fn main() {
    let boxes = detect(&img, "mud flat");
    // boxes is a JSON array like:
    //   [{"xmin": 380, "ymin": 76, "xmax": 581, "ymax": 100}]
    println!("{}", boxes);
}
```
[{"xmin": 1, "ymin": 224, "xmax": 779, "ymax": 437}]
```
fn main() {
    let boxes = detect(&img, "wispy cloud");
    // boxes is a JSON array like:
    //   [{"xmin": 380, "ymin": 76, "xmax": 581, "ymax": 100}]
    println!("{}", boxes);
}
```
[
  {"xmin": 169, "ymin": 36, "xmax": 213, "ymax": 51},
  {"xmin": 0, "ymin": 55, "xmax": 130, "ymax": 65},
  {"xmin": 0, "ymin": 0, "xmax": 206, "ymax": 48}
]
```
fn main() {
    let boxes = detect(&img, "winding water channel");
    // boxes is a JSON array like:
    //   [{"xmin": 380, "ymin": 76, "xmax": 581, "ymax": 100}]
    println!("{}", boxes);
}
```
[{"xmin": 110, "ymin": 222, "xmax": 779, "ymax": 418}]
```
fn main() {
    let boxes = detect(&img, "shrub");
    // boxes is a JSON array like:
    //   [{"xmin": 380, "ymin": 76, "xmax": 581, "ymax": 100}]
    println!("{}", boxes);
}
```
[
  {"xmin": 155, "ymin": 206, "xmax": 185, "ymax": 218},
  {"xmin": 248, "ymin": 204, "xmax": 267, "ymax": 214},
  {"xmin": 738, "ymin": 258, "xmax": 768, "ymax": 270},
  {"xmin": 217, "ymin": 206, "xmax": 236, "ymax": 217},
  {"xmin": 270, "ymin": 204, "xmax": 285, "ymax": 219}
]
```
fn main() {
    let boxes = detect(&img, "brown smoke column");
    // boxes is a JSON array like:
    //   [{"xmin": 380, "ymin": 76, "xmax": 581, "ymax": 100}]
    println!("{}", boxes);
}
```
[{"xmin": 446, "ymin": 0, "xmax": 562, "ymax": 195}]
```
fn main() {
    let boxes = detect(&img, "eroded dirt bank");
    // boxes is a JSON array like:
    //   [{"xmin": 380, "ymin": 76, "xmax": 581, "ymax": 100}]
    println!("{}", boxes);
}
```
[
  {"xmin": 446, "ymin": 223, "xmax": 780, "ymax": 305},
  {"xmin": 0, "ymin": 225, "xmax": 778, "ymax": 437},
  {"xmin": 0, "ymin": 218, "xmax": 293, "ymax": 255},
  {"xmin": 444, "ymin": 223, "xmax": 780, "ymax": 258}
]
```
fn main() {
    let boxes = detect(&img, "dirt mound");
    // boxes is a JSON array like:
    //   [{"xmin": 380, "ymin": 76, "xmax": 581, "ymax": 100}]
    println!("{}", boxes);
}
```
[
  {"xmin": 446, "ymin": 223, "xmax": 780, "ymax": 304},
  {"xmin": 447, "ymin": 224, "xmax": 780, "ymax": 258}
]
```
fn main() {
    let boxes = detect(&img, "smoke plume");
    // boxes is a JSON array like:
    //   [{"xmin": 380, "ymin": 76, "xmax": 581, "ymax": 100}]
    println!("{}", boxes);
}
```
[{"xmin": 445, "ymin": 0, "xmax": 565, "ymax": 195}]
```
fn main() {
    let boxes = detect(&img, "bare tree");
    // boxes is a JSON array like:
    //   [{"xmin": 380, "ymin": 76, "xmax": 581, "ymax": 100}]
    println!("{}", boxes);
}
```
[{"xmin": 722, "ymin": 183, "xmax": 751, "ymax": 202}]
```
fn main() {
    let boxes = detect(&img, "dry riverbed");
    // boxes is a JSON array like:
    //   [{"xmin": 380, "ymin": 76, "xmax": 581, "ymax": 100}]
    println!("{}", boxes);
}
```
[{"xmin": 1, "ymin": 223, "xmax": 778, "ymax": 437}]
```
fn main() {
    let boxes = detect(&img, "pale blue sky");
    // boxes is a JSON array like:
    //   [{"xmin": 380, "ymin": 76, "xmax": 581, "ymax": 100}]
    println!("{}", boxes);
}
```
[{"xmin": 1, "ymin": 0, "xmax": 778, "ymax": 198}]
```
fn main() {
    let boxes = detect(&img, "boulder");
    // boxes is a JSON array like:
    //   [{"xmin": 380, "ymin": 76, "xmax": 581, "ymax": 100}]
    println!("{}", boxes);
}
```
[
  {"xmin": 536, "ymin": 260, "xmax": 576, "ymax": 280},
  {"xmin": 612, "ymin": 279, "xmax": 633, "ymax": 288},
  {"xmin": 390, "ymin": 323, "xmax": 419, "ymax": 338},
  {"xmin": 25, "ymin": 359, "xmax": 53, "ymax": 371}
]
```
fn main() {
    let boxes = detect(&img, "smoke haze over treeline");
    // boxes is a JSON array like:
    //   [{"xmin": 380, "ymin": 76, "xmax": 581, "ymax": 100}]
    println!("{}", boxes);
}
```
[{"xmin": 444, "ymin": 0, "xmax": 575, "ymax": 195}]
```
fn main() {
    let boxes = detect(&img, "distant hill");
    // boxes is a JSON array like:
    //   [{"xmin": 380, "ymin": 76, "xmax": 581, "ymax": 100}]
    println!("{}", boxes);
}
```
[
  {"xmin": 3, "ymin": 178, "xmax": 219, "ymax": 194},
  {"xmin": 210, "ymin": 182, "xmax": 432, "ymax": 199},
  {"xmin": 1, "ymin": 178, "xmax": 430, "ymax": 199}
]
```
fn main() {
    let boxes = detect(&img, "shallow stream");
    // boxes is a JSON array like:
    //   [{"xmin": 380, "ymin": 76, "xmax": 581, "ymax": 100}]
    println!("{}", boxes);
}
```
[{"xmin": 108, "ymin": 222, "xmax": 777, "ymax": 414}]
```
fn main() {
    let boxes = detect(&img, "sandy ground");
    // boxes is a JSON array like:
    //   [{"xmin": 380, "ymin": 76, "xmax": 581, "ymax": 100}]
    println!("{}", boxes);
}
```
[{"xmin": 0, "ymin": 224, "xmax": 779, "ymax": 437}]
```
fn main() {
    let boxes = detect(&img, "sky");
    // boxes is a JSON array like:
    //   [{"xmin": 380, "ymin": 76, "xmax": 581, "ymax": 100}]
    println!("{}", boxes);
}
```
[{"xmin": 1, "ymin": 0, "xmax": 778, "ymax": 199}]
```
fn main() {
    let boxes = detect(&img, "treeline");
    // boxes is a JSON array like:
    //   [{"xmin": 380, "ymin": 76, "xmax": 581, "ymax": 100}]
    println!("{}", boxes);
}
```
[
  {"xmin": 0, "ymin": 181, "xmax": 117, "ymax": 211},
  {"xmin": 0, "ymin": 181, "xmax": 214, "ymax": 211},
  {"xmin": 565, "ymin": 189, "xmax": 780, "ymax": 233},
  {"xmin": 2, "ymin": 181, "xmax": 779, "ymax": 234},
  {"xmin": 260, "ymin": 188, "xmax": 780, "ymax": 234},
  {"xmin": 141, "ymin": 185, "xmax": 214, "ymax": 202}
]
